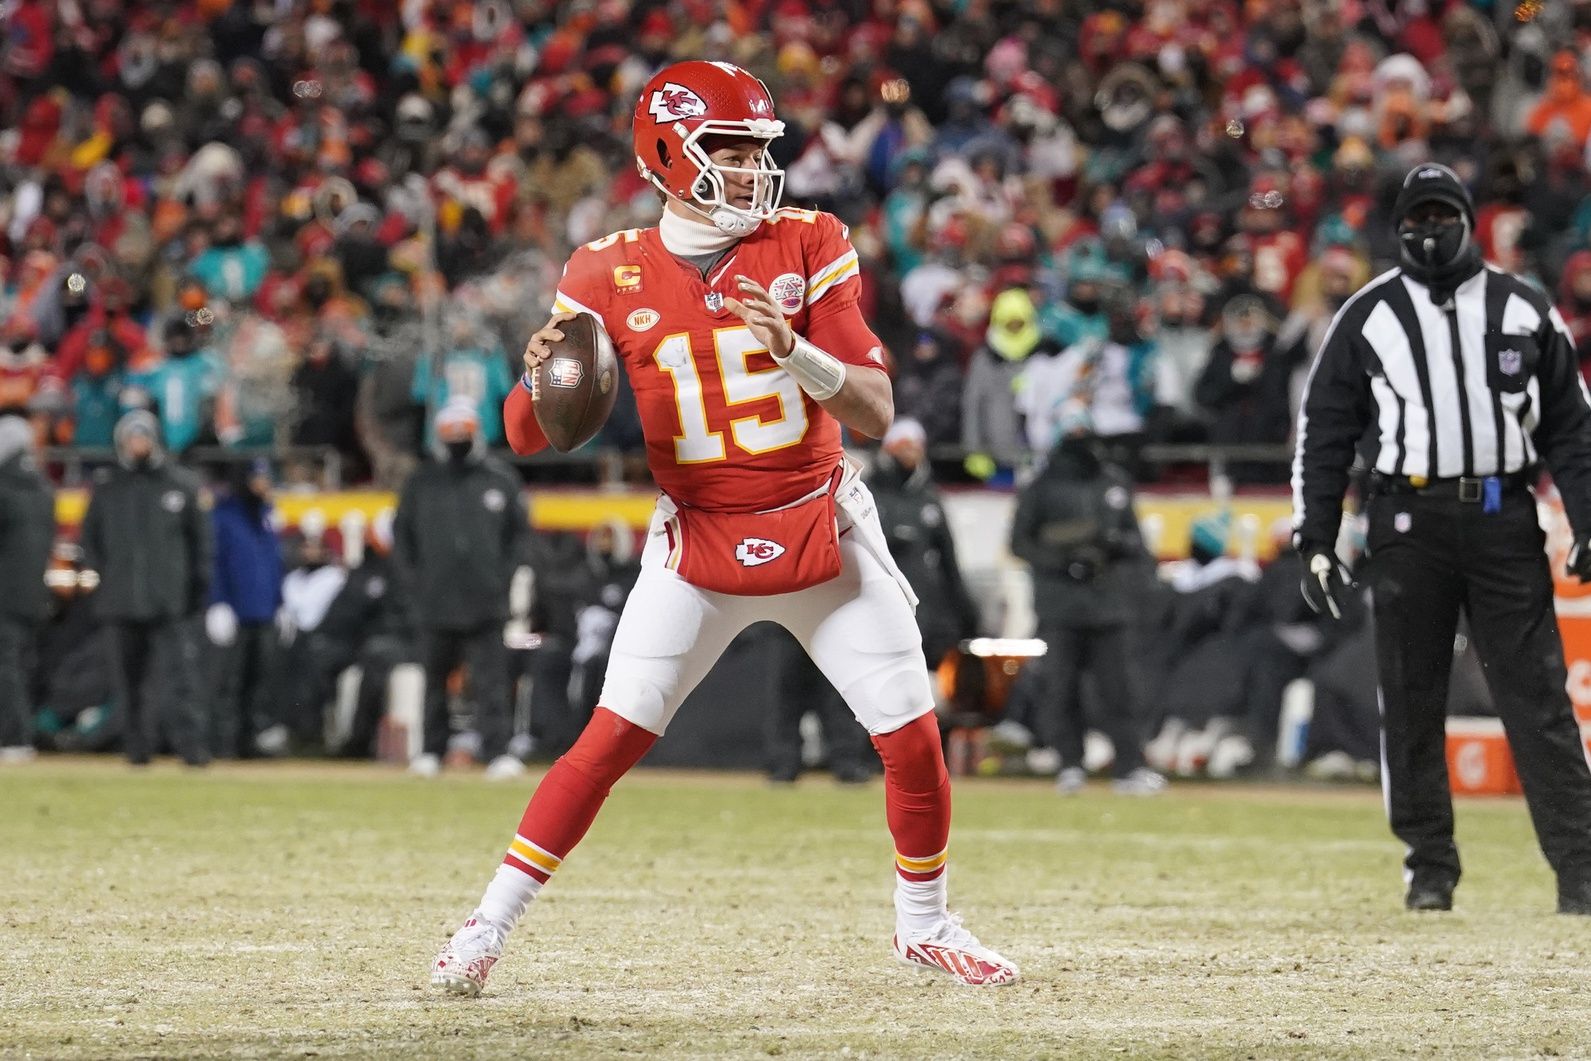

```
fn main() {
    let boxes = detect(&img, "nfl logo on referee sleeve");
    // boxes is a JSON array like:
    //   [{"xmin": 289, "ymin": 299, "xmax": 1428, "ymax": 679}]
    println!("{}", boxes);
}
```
[{"xmin": 1499, "ymin": 348, "xmax": 1523, "ymax": 376}]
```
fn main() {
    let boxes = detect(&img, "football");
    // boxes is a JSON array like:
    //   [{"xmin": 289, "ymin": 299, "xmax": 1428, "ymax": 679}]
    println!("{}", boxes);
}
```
[{"xmin": 531, "ymin": 312, "xmax": 619, "ymax": 452}]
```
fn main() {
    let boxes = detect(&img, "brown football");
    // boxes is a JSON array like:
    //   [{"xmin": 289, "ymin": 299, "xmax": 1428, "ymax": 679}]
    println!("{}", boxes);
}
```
[{"xmin": 531, "ymin": 312, "xmax": 618, "ymax": 452}]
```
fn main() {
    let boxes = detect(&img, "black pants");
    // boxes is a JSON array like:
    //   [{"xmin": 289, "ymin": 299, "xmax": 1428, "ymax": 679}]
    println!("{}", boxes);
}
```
[
  {"xmin": 208, "ymin": 621, "xmax": 278, "ymax": 758},
  {"xmin": 107, "ymin": 618, "xmax": 205, "ymax": 765},
  {"xmin": 1037, "ymin": 622, "xmax": 1145, "ymax": 777},
  {"xmin": 419, "ymin": 622, "xmax": 510, "ymax": 760},
  {"xmin": 0, "ymin": 615, "xmax": 36, "ymax": 747},
  {"xmin": 1364, "ymin": 489, "xmax": 1591, "ymax": 886},
  {"xmin": 765, "ymin": 633, "xmax": 871, "ymax": 778}
]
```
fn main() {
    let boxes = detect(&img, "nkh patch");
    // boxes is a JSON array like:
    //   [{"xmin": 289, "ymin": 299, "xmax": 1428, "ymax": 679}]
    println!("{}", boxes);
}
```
[
  {"xmin": 1498, "ymin": 348, "xmax": 1523, "ymax": 376},
  {"xmin": 735, "ymin": 537, "xmax": 785, "ymax": 567},
  {"xmin": 548, "ymin": 357, "xmax": 584, "ymax": 388},
  {"xmin": 1395, "ymin": 512, "xmax": 1412, "ymax": 534}
]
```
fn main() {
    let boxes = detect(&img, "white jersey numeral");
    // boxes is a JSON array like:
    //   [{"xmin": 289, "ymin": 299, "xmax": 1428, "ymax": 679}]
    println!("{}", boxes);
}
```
[{"xmin": 651, "ymin": 327, "xmax": 810, "ymax": 464}]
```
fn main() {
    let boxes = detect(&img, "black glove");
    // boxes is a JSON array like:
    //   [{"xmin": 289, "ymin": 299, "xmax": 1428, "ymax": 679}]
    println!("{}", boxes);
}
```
[
  {"xmin": 1299, "ymin": 545, "xmax": 1352, "ymax": 620},
  {"xmin": 1569, "ymin": 535, "xmax": 1591, "ymax": 584}
]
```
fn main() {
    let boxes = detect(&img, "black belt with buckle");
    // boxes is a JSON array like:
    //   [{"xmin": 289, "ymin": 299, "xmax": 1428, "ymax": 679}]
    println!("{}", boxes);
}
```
[{"xmin": 1370, "ymin": 471, "xmax": 1533, "ymax": 501}]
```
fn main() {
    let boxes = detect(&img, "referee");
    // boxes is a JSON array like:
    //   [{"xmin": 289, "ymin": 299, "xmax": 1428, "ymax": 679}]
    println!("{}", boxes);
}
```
[{"xmin": 1293, "ymin": 162, "xmax": 1591, "ymax": 914}]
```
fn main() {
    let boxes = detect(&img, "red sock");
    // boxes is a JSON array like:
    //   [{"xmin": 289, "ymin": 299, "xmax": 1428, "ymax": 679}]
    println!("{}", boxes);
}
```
[
  {"xmin": 502, "ymin": 707, "xmax": 657, "ymax": 881},
  {"xmin": 872, "ymin": 713, "xmax": 951, "ymax": 881}
]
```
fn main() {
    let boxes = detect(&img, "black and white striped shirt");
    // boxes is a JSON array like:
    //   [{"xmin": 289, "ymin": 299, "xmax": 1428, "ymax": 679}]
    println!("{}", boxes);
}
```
[{"xmin": 1292, "ymin": 263, "xmax": 1591, "ymax": 547}]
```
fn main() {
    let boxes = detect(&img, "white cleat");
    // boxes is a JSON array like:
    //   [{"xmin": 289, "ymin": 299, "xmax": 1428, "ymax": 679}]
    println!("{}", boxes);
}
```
[
  {"xmin": 0, "ymin": 746, "xmax": 38, "ymax": 765},
  {"xmin": 893, "ymin": 913, "xmax": 1019, "ymax": 987},
  {"xmin": 1056, "ymin": 766, "xmax": 1087, "ymax": 795},
  {"xmin": 484, "ymin": 754, "xmax": 526, "ymax": 781},
  {"xmin": 431, "ymin": 915, "xmax": 505, "ymax": 997},
  {"xmin": 408, "ymin": 753, "xmax": 441, "ymax": 778},
  {"xmin": 1112, "ymin": 767, "xmax": 1168, "ymax": 796}
]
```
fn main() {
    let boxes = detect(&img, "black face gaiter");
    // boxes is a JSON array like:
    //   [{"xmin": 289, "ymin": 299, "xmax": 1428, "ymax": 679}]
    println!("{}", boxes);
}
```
[
  {"xmin": 446, "ymin": 440, "xmax": 475, "ymax": 463},
  {"xmin": 1399, "ymin": 215, "xmax": 1481, "ymax": 305}
]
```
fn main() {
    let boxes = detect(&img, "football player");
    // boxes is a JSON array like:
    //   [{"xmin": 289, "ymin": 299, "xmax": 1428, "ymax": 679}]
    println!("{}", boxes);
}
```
[{"xmin": 430, "ymin": 60, "xmax": 1018, "ymax": 993}]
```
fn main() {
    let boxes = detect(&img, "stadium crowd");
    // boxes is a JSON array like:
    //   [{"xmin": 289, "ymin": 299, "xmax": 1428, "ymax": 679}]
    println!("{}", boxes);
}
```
[{"xmin": 0, "ymin": 0, "xmax": 1563, "ymax": 778}]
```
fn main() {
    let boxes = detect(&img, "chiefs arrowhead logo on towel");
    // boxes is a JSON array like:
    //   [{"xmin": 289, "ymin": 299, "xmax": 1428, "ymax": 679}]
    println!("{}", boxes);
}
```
[{"xmin": 735, "ymin": 537, "xmax": 785, "ymax": 567}]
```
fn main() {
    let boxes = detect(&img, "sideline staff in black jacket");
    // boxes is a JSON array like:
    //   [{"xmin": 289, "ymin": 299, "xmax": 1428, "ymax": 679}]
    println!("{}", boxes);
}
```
[
  {"xmin": 1293, "ymin": 162, "xmax": 1591, "ymax": 914},
  {"xmin": 1011, "ymin": 421, "xmax": 1162, "ymax": 794},
  {"xmin": 394, "ymin": 401, "xmax": 530, "ymax": 776},
  {"xmin": 0, "ymin": 416, "xmax": 53, "ymax": 759},
  {"xmin": 81, "ymin": 410, "xmax": 213, "ymax": 766}
]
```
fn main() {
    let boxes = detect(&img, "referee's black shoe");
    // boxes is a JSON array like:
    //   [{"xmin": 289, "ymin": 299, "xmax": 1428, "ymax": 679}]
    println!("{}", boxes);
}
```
[
  {"xmin": 1557, "ymin": 877, "xmax": 1591, "ymax": 915},
  {"xmin": 1405, "ymin": 878, "xmax": 1455, "ymax": 912}
]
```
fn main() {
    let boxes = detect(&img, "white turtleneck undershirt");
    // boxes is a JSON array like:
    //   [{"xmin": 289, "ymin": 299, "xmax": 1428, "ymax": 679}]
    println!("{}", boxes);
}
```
[{"xmin": 659, "ymin": 205, "xmax": 745, "ymax": 275}]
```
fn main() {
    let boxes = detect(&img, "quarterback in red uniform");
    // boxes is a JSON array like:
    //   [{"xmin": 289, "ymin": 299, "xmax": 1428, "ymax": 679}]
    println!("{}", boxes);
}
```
[{"xmin": 430, "ymin": 61, "xmax": 1018, "ymax": 992}]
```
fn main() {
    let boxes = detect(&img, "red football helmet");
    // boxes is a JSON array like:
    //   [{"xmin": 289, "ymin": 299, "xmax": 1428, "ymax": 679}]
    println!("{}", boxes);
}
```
[{"xmin": 633, "ymin": 61, "xmax": 785, "ymax": 236}]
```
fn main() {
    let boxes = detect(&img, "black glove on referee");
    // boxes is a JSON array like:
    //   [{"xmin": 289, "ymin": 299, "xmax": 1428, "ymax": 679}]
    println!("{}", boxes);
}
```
[
  {"xmin": 1569, "ymin": 535, "xmax": 1591, "ymax": 584},
  {"xmin": 1298, "ymin": 545, "xmax": 1352, "ymax": 620}
]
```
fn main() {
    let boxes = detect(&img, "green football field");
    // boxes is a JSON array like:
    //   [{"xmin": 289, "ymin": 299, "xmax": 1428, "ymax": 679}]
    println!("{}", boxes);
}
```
[{"xmin": 3, "ymin": 760, "xmax": 1590, "ymax": 1059}]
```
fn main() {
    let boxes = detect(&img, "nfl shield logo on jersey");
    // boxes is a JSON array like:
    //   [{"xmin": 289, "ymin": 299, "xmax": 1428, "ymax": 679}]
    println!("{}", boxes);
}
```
[
  {"xmin": 735, "ymin": 537, "xmax": 785, "ymax": 567},
  {"xmin": 705, "ymin": 292, "xmax": 725, "ymax": 313},
  {"xmin": 1498, "ymin": 348, "xmax": 1523, "ymax": 377}
]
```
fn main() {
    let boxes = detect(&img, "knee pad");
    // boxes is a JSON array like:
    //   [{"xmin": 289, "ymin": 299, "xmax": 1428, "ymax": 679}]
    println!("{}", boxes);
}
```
[{"xmin": 843, "ymin": 654, "xmax": 934, "ymax": 736}]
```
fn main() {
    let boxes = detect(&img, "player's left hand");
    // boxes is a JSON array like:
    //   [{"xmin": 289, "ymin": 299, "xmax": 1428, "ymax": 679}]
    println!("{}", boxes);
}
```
[{"xmin": 724, "ymin": 276, "xmax": 795, "ymax": 359}]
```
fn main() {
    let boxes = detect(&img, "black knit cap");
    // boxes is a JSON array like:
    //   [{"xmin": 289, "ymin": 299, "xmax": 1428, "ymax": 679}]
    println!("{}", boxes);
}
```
[{"xmin": 1393, "ymin": 162, "xmax": 1475, "ymax": 226}]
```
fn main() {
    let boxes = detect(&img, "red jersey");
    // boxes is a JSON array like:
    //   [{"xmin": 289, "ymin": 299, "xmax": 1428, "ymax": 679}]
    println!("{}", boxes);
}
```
[{"xmin": 547, "ymin": 208, "xmax": 881, "ymax": 512}]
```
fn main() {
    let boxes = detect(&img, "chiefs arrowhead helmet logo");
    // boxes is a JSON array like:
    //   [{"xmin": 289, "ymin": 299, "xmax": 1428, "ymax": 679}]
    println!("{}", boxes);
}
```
[{"xmin": 648, "ymin": 83, "xmax": 708, "ymax": 123}]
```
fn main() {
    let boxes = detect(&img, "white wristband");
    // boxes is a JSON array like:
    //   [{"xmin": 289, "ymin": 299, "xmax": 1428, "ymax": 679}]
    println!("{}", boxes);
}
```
[{"xmin": 775, "ymin": 336, "xmax": 847, "ymax": 401}]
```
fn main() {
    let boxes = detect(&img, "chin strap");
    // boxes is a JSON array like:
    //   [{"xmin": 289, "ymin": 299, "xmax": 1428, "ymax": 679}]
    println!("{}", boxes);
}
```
[{"xmin": 776, "ymin": 336, "xmax": 847, "ymax": 401}]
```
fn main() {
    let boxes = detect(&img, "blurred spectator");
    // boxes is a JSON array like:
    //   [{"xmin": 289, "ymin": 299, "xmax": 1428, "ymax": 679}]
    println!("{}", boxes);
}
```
[
  {"xmin": 892, "ymin": 328, "xmax": 965, "ymax": 449},
  {"xmin": 1195, "ymin": 295, "xmax": 1297, "ymax": 482},
  {"xmin": 567, "ymin": 519, "xmax": 640, "ymax": 729},
  {"xmin": 291, "ymin": 331, "xmax": 362, "ymax": 467},
  {"xmin": 964, "ymin": 287, "xmax": 1049, "ymax": 479},
  {"xmin": 1526, "ymin": 51, "xmax": 1591, "ymax": 151},
  {"xmin": 1142, "ymin": 512, "xmax": 1261, "ymax": 777},
  {"xmin": 765, "ymin": 629, "xmax": 872, "ymax": 785},
  {"xmin": 189, "ymin": 212, "xmax": 269, "ymax": 303},
  {"xmin": 868, "ymin": 419, "xmax": 979, "ymax": 668},
  {"xmin": 412, "ymin": 314, "xmax": 515, "ymax": 450},
  {"xmin": 393, "ymin": 402, "xmax": 530, "ymax": 779},
  {"xmin": 132, "ymin": 317, "xmax": 221, "ymax": 455},
  {"xmin": 80, "ymin": 411, "xmax": 212, "ymax": 767},
  {"xmin": 1018, "ymin": 288, "xmax": 1158, "ymax": 469},
  {"xmin": 206, "ymin": 460, "xmax": 285, "ymax": 760},
  {"xmin": 0, "ymin": 417, "xmax": 53, "ymax": 763},
  {"xmin": 30, "ymin": 543, "xmax": 115, "ymax": 755},
  {"xmin": 315, "ymin": 510, "xmax": 416, "ymax": 759},
  {"xmin": 1011, "ymin": 418, "xmax": 1162, "ymax": 796},
  {"xmin": 275, "ymin": 530, "xmax": 348, "ymax": 751}
]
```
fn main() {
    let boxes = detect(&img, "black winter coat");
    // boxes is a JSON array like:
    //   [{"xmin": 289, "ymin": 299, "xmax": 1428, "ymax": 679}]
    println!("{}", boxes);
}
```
[
  {"xmin": 80, "ymin": 460, "xmax": 213, "ymax": 623},
  {"xmin": 392, "ymin": 455, "xmax": 531, "ymax": 630},
  {"xmin": 1010, "ymin": 443, "xmax": 1147, "ymax": 628},
  {"xmin": 0, "ymin": 452, "xmax": 54, "ymax": 622}
]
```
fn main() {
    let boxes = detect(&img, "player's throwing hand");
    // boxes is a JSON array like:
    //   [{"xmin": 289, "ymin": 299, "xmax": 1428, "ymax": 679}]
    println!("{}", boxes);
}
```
[
  {"xmin": 724, "ymin": 276, "xmax": 795, "ymax": 359},
  {"xmin": 523, "ymin": 311, "xmax": 578, "ymax": 374}
]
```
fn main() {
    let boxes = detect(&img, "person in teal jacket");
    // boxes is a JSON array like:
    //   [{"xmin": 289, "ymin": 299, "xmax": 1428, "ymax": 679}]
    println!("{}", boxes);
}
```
[
  {"xmin": 121, "ymin": 320, "xmax": 220, "ymax": 454},
  {"xmin": 411, "ymin": 317, "xmax": 514, "ymax": 450}
]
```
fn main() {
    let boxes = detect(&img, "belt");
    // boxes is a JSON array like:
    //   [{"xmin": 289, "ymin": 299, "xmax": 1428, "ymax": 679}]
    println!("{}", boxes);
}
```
[{"xmin": 1369, "ymin": 471, "xmax": 1533, "ymax": 502}]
